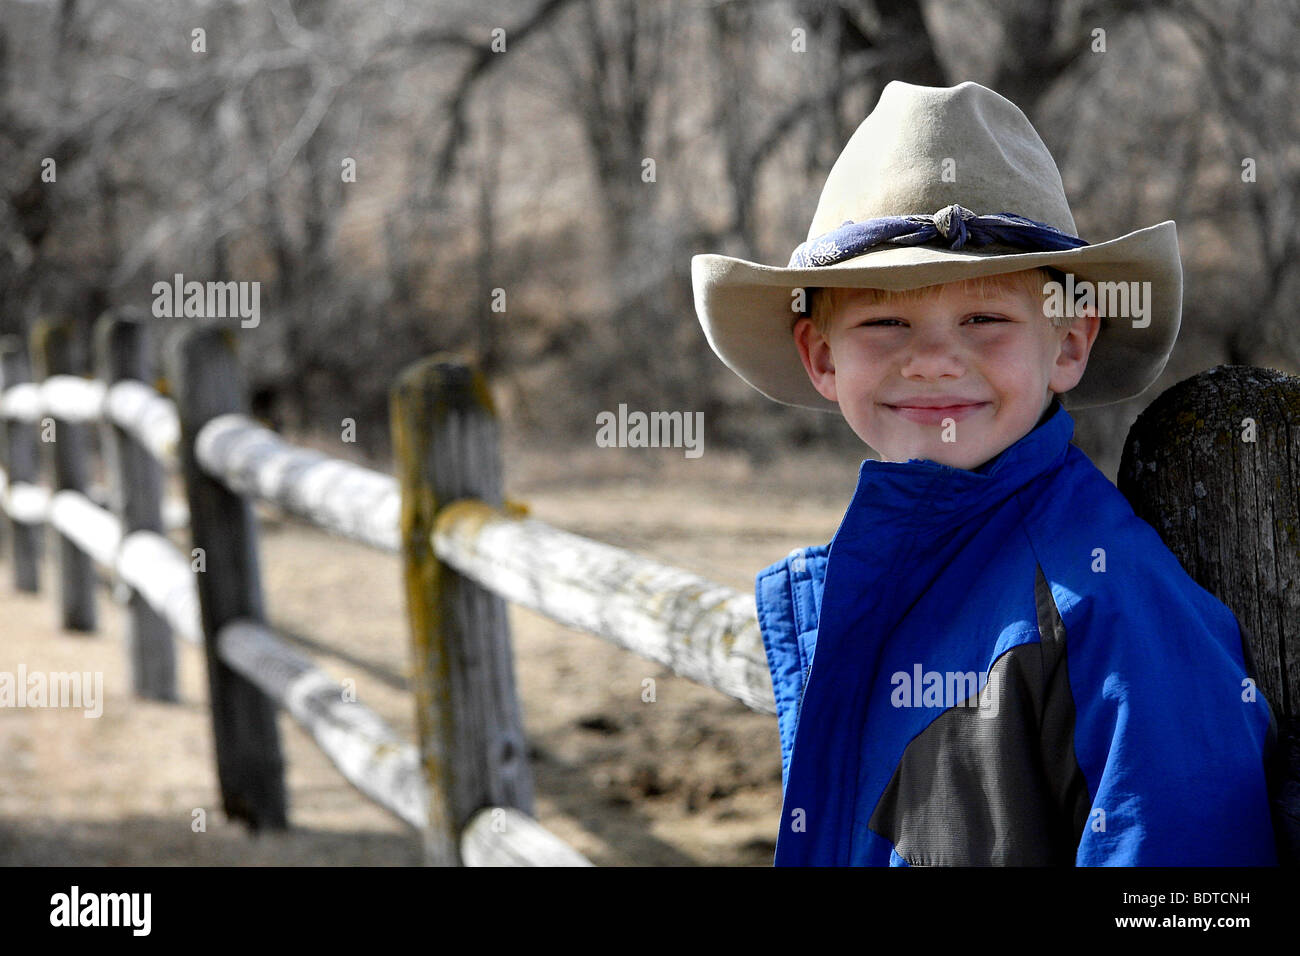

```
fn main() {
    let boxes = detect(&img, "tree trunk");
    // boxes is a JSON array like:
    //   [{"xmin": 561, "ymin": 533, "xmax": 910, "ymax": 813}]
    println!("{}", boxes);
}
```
[{"xmin": 1117, "ymin": 364, "xmax": 1300, "ymax": 863}]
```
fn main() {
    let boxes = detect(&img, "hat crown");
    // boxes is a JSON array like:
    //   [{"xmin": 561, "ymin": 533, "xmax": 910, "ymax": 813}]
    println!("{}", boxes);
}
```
[{"xmin": 807, "ymin": 81, "xmax": 1077, "ymax": 241}]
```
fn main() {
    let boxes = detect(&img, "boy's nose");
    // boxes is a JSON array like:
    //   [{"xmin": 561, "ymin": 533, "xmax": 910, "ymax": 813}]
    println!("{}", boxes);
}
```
[{"xmin": 900, "ymin": 333, "xmax": 965, "ymax": 379}]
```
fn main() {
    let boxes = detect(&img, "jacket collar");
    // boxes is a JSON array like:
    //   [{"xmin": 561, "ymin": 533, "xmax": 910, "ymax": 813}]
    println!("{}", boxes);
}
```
[{"xmin": 832, "ymin": 395, "xmax": 1073, "ymax": 542}]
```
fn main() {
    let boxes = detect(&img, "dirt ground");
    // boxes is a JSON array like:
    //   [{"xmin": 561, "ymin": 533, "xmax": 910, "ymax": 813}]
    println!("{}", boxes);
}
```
[{"xmin": 0, "ymin": 441, "xmax": 861, "ymax": 866}]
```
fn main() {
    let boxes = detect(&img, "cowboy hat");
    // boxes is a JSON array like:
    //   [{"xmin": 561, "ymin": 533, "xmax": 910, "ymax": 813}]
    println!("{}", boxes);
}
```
[{"xmin": 691, "ymin": 80, "xmax": 1182, "ymax": 410}]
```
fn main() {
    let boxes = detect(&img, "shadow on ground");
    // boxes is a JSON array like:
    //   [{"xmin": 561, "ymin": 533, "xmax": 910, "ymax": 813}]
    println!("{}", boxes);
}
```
[{"xmin": 0, "ymin": 815, "xmax": 422, "ymax": 866}]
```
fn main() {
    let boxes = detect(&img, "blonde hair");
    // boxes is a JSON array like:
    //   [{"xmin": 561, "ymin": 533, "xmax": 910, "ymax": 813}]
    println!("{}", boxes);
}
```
[{"xmin": 806, "ymin": 267, "xmax": 1075, "ymax": 334}]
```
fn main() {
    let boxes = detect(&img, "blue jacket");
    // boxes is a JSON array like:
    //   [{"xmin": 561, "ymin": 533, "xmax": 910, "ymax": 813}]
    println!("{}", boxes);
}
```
[{"xmin": 755, "ymin": 399, "xmax": 1278, "ymax": 866}]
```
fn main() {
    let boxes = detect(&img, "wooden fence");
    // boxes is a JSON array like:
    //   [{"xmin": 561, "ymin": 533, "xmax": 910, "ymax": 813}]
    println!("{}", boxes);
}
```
[
  {"xmin": 0, "ymin": 310, "xmax": 1295, "ymax": 866},
  {"xmin": 0, "ymin": 310, "xmax": 777, "ymax": 866}
]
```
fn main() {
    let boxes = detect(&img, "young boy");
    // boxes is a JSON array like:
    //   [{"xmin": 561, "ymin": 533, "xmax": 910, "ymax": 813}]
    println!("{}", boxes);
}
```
[{"xmin": 691, "ymin": 81, "xmax": 1278, "ymax": 865}]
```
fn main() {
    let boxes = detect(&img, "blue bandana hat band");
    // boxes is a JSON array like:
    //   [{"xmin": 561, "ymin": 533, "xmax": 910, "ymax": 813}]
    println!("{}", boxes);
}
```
[{"xmin": 787, "ymin": 204, "xmax": 1089, "ymax": 268}]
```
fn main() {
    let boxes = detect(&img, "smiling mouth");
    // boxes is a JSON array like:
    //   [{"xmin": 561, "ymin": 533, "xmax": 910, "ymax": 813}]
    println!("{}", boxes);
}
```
[{"xmin": 884, "ymin": 402, "xmax": 989, "ymax": 424}]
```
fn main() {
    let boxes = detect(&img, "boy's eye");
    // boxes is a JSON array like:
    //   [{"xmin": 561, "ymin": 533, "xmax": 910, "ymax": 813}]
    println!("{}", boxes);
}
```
[{"xmin": 854, "ymin": 315, "xmax": 1006, "ymax": 328}]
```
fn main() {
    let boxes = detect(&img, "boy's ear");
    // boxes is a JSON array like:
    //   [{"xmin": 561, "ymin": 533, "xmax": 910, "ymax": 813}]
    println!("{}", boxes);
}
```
[
  {"xmin": 793, "ymin": 318, "xmax": 838, "ymax": 403},
  {"xmin": 1049, "ymin": 307, "xmax": 1101, "ymax": 396}
]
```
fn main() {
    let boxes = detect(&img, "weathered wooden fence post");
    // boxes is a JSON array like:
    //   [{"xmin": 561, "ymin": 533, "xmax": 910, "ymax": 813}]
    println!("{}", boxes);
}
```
[
  {"xmin": 0, "ymin": 336, "xmax": 42, "ymax": 592},
  {"xmin": 1117, "ymin": 365, "xmax": 1300, "ymax": 865},
  {"xmin": 32, "ymin": 319, "xmax": 96, "ymax": 631},
  {"xmin": 169, "ymin": 324, "xmax": 287, "ymax": 829},
  {"xmin": 97, "ymin": 309, "xmax": 176, "ymax": 701},
  {"xmin": 391, "ymin": 353, "xmax": 534, "ymax": 866}
]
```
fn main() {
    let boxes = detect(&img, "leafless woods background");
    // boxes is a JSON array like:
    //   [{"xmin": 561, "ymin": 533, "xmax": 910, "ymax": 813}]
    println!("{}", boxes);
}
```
[{"xmin": 1, "ymin": 0, "xmax": 1296, "ymax": 474}]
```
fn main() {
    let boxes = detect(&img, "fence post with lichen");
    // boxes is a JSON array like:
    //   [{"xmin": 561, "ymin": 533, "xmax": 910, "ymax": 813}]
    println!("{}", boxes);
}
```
[{"xmin": 391, "ymin": 354, "xmax": 535, "ymax": 866}]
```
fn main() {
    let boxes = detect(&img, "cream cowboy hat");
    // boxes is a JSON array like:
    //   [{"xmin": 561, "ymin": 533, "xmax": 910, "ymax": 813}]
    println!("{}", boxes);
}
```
[{"xmin": 691, "ymin": 80, "xmax": 1182, "ymax": 410}]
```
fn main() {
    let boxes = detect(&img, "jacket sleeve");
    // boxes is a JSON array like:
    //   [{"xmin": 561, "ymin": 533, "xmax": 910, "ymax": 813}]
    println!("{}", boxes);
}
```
[
  {"xmin": 755, "ymin": 545, "xmax": 829, "ymax": 794},
  {"xmin": 1059, "ymin": 562, "xmax": 1279, "ymax": 866}
]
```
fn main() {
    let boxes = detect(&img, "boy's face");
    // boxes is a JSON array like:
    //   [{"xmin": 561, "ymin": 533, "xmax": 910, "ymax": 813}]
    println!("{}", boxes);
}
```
[{"xmin": 793, "ymin": 277, "xmax": 1100, "ymax": 470}]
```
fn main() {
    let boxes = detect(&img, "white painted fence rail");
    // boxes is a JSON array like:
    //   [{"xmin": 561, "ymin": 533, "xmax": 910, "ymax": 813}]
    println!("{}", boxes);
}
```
[
  {"xmin": 218, "ymin": 619, "xmax": 430, "ymax": 831},
  {"xmin": 0, "ymin": 468, "xmax": 51, "ymax": 525},
  {"xmin": 0, "ymin": 382, "xmax": 41, "ymax": 422},
  {"xmin": 39, "ymin": 375, "xmax": 107, "ymax": 423},
  {"xmin": 2, "ymin": 460, "xmax": 448, "ymax": 837},
  {"xmin": 195, "ymin": 414, "xmax": 402, "ymax": 552},
  {"xmin": 29, "ymin": 487, "xmax": 203, "ymax": 643},
  {"xmin": 1, "ymin": 468, "xmax": 449, "ymax": 836},
  {"xmin": 433, "ymin": 499, "xmax": 776, "ymax": 716},
  {"xmin": 1, "ymin": 466, "xmax": 186, "ymax": 533},
  {"xmin": 4, "ymin": 342, "xmax": 710, "ymax": 865},
  {"xmin": 461, "ymin": 807, "xmax": 594, "ymax": 866},
  {"xmin": 115, "ymin": 531, "xmax": 203, "ymax": 644},
  {"xmin": 48, "ymin": 490, "xmax": 122, "ymax": 568},
  {"xmin": 0, "ymin": 463, "xmax": 197, "ymax": 643},
  {"xmin": 0, "ymin": 375, "xmax": 107, "ymax": 424},
  {"xmin": 103, "ymin": 379, "xmax": 181, "ymax": 468},
  {"xmin": 0, "ymin": 378, "xmax": 180, "ymax": 470}
]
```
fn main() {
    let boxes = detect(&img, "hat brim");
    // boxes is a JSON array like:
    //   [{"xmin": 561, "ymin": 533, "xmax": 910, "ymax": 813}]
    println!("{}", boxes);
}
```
[{"xmin": 692, "ymin": 221, "xmax": 1181, "ymax": 411}]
